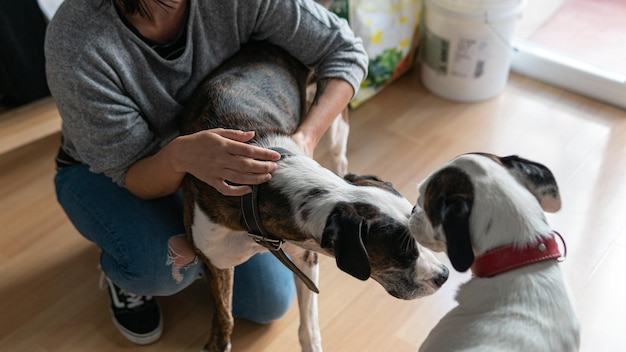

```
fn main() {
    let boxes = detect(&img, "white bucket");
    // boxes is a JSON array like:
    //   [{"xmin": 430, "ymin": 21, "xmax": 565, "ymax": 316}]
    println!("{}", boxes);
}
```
[{"xmin": 420, "ymin": 0, "xmax": 526, "ymax": 102}]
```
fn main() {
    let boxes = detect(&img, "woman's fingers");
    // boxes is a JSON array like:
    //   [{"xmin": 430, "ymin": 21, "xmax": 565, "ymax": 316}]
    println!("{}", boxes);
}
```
[{"xmin": 181, "ymin": 129, "xmax": 282, "ymax": 195}]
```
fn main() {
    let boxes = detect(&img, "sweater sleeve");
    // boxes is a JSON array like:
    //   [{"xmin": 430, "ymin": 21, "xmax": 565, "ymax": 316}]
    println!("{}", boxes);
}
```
[
  {"xmin": 47, "ymin": 54, "xmax": 162, "ymax": 187},
  {"xmin": 45, "ymin": 3, "xmax": 161, "ymax": 187},
  {"xmin": 237, "ymin": 0, "xmax": 368, "ymax": 96}
]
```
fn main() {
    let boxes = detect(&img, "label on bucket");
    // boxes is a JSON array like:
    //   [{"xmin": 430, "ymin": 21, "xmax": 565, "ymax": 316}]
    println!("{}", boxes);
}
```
[
  {"xmin": 423, "ymin": 28, "xmax": 450, "ymax": 75},
  {"xmin": 451, "ymin": 36, "xmax": 489, "ymax": 79}
]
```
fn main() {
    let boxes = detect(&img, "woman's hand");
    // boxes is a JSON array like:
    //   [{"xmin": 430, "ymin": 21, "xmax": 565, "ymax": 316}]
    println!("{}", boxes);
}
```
[
  {"xmin": 125, "ymin": 129, "xmax": 280, "ymax": 199},
  {"xmin": 176, "ymin": 129, "xmax": 281, "ymax": 196}
]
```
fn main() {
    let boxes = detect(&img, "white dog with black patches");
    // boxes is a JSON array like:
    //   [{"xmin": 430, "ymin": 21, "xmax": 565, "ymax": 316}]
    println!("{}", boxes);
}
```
[
  {"xmin": 179, "ymin": 40, "xmax": 449, "ymax": 352},
  {"xmin": 409, "ymin": 153, "xmax": 580, "ymax": 352}
]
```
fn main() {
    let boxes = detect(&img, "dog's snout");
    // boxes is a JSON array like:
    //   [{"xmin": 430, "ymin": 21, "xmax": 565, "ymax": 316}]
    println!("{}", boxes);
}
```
[{"xmin": 433, "ymin": 266, "xmax": 449, "ymax": 288}]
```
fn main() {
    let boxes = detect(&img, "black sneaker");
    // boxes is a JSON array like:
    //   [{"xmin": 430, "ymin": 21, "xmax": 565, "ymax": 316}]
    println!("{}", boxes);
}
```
[{"xmin": 101, "ymin": 274, "xmax": 163, "ymax": 345}]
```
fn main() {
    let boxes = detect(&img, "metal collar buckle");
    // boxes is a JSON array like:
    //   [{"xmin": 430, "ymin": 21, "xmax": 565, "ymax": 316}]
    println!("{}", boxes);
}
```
[{"xmin": 247, "ymin": 233, "xmax": 283, "ymax": 251}]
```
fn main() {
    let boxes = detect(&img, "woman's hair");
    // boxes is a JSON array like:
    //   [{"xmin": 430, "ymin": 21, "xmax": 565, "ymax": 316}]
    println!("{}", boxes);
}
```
[{"xmin": 101, "ymin": 0, "xmax": 176, "ymax": 18}]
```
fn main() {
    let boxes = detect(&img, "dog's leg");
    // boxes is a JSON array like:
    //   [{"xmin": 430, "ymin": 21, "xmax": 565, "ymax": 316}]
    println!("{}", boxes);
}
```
[
  {"xmin": 284, "ymin": 245, "xmax": 322, "ymax": 352},
  {"xmin": 202, "ymin": 263, "xmax": 235, "ymax": 352},
  {"xmin": 324, "ymin": 109, "xmax": 349, "ymax": 177}
]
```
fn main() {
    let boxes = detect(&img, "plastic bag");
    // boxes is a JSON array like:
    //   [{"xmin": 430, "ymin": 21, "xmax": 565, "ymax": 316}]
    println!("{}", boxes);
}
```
[{"xmin": 329, "ymin": 0, "xmax": 424, "ymax": 107}]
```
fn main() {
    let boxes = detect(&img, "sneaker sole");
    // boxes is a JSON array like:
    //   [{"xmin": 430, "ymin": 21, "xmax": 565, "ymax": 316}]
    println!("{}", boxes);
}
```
[{"xmin": 110, "ymin": 308, "xmax": 164, "ymax": 345}]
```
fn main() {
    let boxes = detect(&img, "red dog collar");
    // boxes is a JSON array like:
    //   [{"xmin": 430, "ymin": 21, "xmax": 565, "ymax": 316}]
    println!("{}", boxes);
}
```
[{"xmin": 471, "ymin": 232, "xmax": 565, "ymax": 278}]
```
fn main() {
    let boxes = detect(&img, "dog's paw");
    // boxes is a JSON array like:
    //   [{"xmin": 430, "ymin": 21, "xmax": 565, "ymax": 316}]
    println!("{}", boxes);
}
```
[{"xmin": 201, "ymin": 342, "xmax": 231, "ymax": 352}]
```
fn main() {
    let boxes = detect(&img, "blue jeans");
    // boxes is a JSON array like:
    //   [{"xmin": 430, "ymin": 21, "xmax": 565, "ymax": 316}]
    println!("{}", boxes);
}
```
[{"xmin": 55, "ymin": 163, "xmax": 295, "ymax": 324}]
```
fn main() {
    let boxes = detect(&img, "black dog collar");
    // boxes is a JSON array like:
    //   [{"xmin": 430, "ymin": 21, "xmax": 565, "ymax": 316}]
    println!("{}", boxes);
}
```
[{"xmin": 241, "ymin": 147, "xmax": 319, "ymax": 293}]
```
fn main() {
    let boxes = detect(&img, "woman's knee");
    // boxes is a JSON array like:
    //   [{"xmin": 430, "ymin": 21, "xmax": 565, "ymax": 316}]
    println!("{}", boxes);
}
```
[
  {"xmin": 100, "ymin": 238, "xmax": 205, "ymax": 297},
  {"xmin": 55, "ymin": 166, "xmax": 199, "ymax": 296},
  {"xmin": 232, "ymin": 253, "xmax": 296, "ymax": 324}
]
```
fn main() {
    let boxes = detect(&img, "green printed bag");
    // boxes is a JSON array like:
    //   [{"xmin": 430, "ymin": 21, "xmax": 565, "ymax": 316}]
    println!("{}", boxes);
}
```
[{"xmin": 329, "ymin": 0, "xmax": 424, "ymax": 107}]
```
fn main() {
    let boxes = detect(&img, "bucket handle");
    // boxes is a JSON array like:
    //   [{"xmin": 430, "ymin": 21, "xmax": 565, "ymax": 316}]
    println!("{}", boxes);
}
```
[
  {"xmin": 427, "ymin": 0, "xmax": 527, "ymax": 52},
  {"xmin": 426, "ymin": 0, "xmax": 527, "ymax": 22}
]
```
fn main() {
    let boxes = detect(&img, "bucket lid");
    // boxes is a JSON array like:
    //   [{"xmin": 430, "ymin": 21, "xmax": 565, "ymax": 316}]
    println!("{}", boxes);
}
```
[{"xmin": 425, "ymin": 0, "xmax": 527, "ymax": 21}]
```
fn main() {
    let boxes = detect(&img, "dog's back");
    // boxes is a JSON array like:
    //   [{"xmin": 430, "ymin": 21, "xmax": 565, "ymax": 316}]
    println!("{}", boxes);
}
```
[
  {"xmin": 179, "ymin": 41, "xmax": 313, "ymax": 233},
  {"xmin": 421, "ymin": 263, "xmax": 580, "ymax": 351},
  {"xmin": 180, "ymin": 41, "xmax": 311, "ymax": 138}
]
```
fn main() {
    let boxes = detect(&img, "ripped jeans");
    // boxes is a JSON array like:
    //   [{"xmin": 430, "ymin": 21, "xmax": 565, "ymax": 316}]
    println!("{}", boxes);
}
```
[{"xmin": 55, "ymin": 163, "xmax": 295, "ymax": 324}]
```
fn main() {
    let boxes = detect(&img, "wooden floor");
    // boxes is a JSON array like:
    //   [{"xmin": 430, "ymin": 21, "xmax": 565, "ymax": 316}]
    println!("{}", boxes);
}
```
[{"xmin": 2, "ymin": 69, "xmax": 625, "ymax": 351}]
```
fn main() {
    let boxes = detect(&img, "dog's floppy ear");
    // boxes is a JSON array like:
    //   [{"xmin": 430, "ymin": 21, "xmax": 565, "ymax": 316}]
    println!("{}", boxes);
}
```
[
  {"xmin": 321, "ymin": 202, "xmax": 371, "ymax": 281},
  {"xmin": 440, "ymin": 195, "xmax": 474, "ymax": 272},
  {"xmin": 424, "ymin": 167, "xmax": 474, "ymax": 272},
  {"xmin": 499, "ymin": 155, "xmax": 561, "ymax": 212},
  {"xmin": 343, "ymin": 173, "xmax": 401, "ymax": 196}
]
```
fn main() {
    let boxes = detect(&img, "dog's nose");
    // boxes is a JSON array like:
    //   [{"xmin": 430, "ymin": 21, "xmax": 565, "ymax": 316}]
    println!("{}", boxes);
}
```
[{"xmin": 433, "ymin": 266, "xmax": 449, "ymax": 287}]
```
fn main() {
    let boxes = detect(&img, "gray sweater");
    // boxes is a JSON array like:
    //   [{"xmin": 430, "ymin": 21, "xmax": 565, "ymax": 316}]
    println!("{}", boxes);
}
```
[{"xmin": 45, "ymin": 0, "xmax": 367, "ymax": 186}]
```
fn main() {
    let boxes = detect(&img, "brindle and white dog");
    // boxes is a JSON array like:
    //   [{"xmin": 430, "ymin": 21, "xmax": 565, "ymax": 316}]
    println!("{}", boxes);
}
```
[
  {"xmin": 409, "ymin": 153, "xmax": 580, "ymax": 351},
  {"xmin": 179, "ymin": 41, "xmax": 449, "ymax": 352}
]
